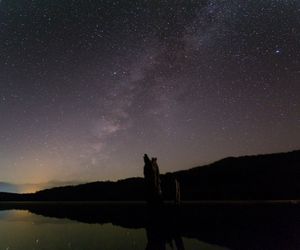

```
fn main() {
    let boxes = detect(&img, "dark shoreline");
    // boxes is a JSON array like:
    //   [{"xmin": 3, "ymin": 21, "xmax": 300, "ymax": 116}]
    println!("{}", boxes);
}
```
[{"xmin": 1, "ymin": 199, "xmax": 299, "ymax": 205}]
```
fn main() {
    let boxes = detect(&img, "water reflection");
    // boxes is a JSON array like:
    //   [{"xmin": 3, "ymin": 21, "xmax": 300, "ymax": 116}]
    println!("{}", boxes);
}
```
[
  {"xmin": 0, "ymin": 202, "xmax": 299, "ymax": 250},
  {"xmin": 145, "ymin": 207, "xmax": 185, "ymax": 250},
  {"xmin": 145, "ymin": 220, "xmax": 185, "ymax": 250},
  {"xmin": 0, "ymin": 209, "xmax": 226, "ymax": 250},
  {"xmin": 0, "ymin": 210, "xmax": 145, "ymax": 250}
]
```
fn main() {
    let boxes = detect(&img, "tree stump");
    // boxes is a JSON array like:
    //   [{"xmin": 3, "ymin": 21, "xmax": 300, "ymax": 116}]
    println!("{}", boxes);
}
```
[{"xmin": 143, "ymin": 154, "xmax": 163, "ymax": 204}]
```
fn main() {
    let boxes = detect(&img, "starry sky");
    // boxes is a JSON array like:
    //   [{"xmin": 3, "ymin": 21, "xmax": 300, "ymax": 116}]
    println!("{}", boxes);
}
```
[{"xmin": 0, "ymin": 0, "xmax": 299, "ymax": 185}]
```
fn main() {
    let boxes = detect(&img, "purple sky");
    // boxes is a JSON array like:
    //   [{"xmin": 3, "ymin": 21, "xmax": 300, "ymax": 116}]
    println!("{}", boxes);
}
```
[{"xmin": 0, "ymin": 0, "xmax": 299, "ymax": 185}]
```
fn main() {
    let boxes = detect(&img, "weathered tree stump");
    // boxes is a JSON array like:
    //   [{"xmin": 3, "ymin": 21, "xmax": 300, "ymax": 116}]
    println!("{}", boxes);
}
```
[{"xmin": 143, "ymin": 154, "xmax": 163, "ymax": 205}]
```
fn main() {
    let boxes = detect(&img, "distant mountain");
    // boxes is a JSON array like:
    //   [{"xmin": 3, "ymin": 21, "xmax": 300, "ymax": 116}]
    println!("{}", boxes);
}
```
[
  {"xmin": 0, "ymin": 182, "xmax": 20, "ymax": 193},
  {"xmin": 0, "ymin": 181, "xmax": 83, "ymax": 194},
  {"xmin": 1, "ymin": 150, "xmax": 299, "ymax": 201}
]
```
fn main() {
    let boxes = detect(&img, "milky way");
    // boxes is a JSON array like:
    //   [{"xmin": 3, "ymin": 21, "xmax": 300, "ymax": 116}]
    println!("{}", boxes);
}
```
[{"xmin": 0, "ymin": 0, "xmax": 299, "ymax": 184}]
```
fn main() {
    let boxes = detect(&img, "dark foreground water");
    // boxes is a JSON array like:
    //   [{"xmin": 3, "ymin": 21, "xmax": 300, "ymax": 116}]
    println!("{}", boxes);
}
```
[
  {"xmin": 0, "ymin": 209, "xmax": 227, "ymax": 250},
  {"xmin": 0, "ymin": 202, "xmax": 299, "ymax": 250}
]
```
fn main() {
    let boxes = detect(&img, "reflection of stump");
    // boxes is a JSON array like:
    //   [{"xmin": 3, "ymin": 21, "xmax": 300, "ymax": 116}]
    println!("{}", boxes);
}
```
[
  {"xmin": 143, "ymin": 154, "xmax": 162, "ymax": 204},
  {"xmin": 145, "ymin": 206, "xmax": 185, "ymax": 250}
]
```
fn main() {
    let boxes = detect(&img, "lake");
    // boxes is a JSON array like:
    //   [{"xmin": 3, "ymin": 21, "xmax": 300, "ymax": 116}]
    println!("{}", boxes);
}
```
[{"xmin": 0, "ymin": 202, "xmax": 299, "ymax": 249}]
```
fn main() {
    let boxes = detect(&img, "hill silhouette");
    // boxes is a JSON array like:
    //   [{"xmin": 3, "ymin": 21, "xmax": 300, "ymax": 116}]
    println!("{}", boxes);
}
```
[{"xmin": 0, "ymin": 150, "xmax": 299, "ymax": 201}]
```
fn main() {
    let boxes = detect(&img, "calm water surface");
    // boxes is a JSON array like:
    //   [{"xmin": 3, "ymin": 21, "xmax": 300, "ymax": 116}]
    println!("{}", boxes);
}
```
[{"xmin": 0, "ymin": 210, "xmax": 227, "ymax": 250}]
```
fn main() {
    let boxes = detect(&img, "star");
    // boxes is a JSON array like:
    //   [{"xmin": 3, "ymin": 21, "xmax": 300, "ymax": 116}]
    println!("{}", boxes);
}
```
[{"xmin": 275, "ymin": 49, "xmax": 281, "ymax": 54}]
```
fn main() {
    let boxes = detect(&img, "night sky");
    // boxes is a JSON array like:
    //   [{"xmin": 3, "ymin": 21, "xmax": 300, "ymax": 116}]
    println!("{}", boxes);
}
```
[{"xmin": 0, "ymin": 0, "xmax": 299, "ymax": 185}]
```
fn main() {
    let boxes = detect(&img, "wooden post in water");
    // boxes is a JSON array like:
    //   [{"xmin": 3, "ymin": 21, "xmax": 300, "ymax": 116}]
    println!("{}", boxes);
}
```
[{"xmin": 174, "ymin": 178, "xmax": 181, "ymax": 205}]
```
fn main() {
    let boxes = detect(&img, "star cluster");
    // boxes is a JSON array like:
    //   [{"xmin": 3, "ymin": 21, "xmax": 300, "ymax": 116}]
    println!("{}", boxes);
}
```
[{"xmin": 0, "ymin": 0, "xmax": 299, "ymax": 184}]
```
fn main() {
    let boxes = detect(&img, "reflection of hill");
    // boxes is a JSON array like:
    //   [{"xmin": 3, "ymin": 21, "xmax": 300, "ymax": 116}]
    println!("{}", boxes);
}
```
[
  {"xmin": 0, "ymin": 150, "xmax": 300, "ymax": 201},
  {"xmin": 1, "ymin": 202, "xmax": 299, "ymax": 250}
]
